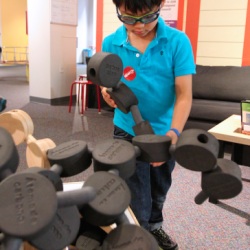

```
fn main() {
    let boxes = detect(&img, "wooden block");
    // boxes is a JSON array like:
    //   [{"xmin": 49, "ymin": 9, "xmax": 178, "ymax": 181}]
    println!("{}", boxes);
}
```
[
  {"xmin": 0, "ymin": 111, "xmax": 29, "ymax": 145},
  {"xmin": 26, "ymin": 138, "xmax": 56, "ymax": 169},
  {"xmin": 0, "ymin": 109, "xmax": 56, "ymax": 168},
  {"xmin": 15, "ymin": 109, "xmax": 34, "ymax": 135}
]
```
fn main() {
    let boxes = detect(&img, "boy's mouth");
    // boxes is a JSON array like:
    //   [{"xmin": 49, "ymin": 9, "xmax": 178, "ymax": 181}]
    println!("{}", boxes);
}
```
[{"xmin": 134, "ymin": 30, "xmax": 145, "ymax": 35}]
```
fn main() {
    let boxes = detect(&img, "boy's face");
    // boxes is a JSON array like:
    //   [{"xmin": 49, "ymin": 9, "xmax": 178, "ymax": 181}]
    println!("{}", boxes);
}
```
[{"xmin": 118, "ymin": 0, "xmax": 165, "ymax": 38}]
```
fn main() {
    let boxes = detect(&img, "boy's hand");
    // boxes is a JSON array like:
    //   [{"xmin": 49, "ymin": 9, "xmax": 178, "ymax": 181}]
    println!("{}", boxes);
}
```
[
  {"xmin": 151, "ymin": 161, "xmax": 165, "ymax": 167},
  {"xmin": 166, "ymin": 130, "xmax": 178, "ymax": 145},
  {"xmin": 151, "ymin": 131, "xmax": 178, "ymax": 167},
  {"xmin": 101, "ymin": 87, "xmax": 118, "ymax": 108}
]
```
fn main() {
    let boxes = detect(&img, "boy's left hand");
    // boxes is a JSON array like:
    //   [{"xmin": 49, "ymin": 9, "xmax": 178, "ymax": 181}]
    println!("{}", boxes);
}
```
[
  {"xmin": 151, "ymin": 130, "xmax": 178, "ymax": 167},
  {"xmin": 166, "ymin": 129, "xmax": 178, "ymax": 144},
  {"xmin": 151, "ymin": 162, "xmax": 165, "ymax": 167}
]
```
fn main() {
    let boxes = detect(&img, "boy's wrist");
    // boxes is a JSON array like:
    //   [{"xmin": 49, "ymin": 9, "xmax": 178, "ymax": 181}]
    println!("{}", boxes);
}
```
[
  {"xmin": 169, "ymin": 128, "xmax": 180, "ymax": 137},
  {"xmin": 166, "ymin": 129, "xmax": 179, "ymax": 144}
]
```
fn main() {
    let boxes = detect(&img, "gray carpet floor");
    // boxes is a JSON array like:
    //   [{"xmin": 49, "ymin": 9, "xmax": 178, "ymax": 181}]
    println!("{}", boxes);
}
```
[{"xmin": 0, "ymin": 65, "xmax": 250, "ymax": 249}]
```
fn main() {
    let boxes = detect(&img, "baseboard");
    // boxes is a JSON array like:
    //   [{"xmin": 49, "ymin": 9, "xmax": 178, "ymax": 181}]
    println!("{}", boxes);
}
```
[{"xmin": 30, "ymin": 95, "xmax": 76, "ymax": 105}]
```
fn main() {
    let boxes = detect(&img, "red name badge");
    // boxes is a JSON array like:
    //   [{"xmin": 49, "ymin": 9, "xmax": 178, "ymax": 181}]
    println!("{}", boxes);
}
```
[{"xmin": 123, "ymin": 67, "xmax": 136, "ymax": 81}]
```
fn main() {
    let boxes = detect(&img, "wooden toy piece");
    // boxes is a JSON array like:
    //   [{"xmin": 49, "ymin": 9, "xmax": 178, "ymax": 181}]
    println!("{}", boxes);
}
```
[
  {"xmin": 0, "ymin": 109, "xmax": 56, "ymax": 169},
  {"xmin": 23, "ymin": 242, "xmax": 40, "ymax": 250},
  {"xmin": 16, "ymin": 110, "xmax": 56, "ymax": 169},
  {"xmin": 0, "ymin": 109, "xmax": 34, "ymax": 146},
  {"xmin": 26, "ymin": 137, "xmax": 56, "ymax": 169},
  {"xmin": 23, "ymin": 242, "xmax": 69, "ymax": 250}
]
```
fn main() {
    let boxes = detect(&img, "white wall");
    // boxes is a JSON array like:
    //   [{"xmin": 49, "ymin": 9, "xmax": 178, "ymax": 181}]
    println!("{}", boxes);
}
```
[
  {"xmin": 50, "ymin": 24, "xmax": 77, "ymax": 99},
  {"xmin": 28, "ymin": 0, "xmax": 77, "ymax": 101},
  {"xmin": 196, "ymin": 0, "xmax": 248, "ymax": 66},
  {"xmin": 0, "ymin": 1, "xmax": 2, "ymax": 47},
  {"xmin": 28, "ymin": 0, "xmax": 51, "ymax": 99},
  {"xmin": 77, "ymin": 0, "xmax": 95, "ymax": 63}
]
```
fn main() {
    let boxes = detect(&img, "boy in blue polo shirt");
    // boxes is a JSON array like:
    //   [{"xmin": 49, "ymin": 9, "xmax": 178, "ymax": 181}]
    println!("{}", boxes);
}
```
[{"xmin": 101, "ymin": 1, "xmax": 195, "ymax": 249}]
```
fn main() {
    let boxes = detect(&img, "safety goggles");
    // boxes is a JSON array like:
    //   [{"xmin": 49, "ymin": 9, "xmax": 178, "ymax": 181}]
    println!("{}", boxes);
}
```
[{"xmin": 116, "ymin": 6, "xmax": 161, "ymax": 25}]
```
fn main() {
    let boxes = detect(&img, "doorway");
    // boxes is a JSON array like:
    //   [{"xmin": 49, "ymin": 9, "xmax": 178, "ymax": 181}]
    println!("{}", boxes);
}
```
[{"xmin": 77, "ymin": 0, "xmax": 97, "ymax": 77}]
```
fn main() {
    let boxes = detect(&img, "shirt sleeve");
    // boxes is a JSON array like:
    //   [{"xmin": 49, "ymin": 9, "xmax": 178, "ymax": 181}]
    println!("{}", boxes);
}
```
[
  {"xmin": 101, "ymin": 40, "xmax": 107, "ymax": 52},
  {"xmin": 173, "ymin": 33, "xmax": 196, "ymax": 77},
  {"xmin": 101, "ymin": 36, "xmax": 110, "ymax": 52}
]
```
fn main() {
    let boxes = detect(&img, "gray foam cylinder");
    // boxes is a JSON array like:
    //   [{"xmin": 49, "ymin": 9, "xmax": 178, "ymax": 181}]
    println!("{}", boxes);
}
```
[
  {"xmin": 174, "ymin": 129, "xmax": 219, "ymax": 172},
  {"xmin": 0, "ymin": 127, "xmax": 19, "ymax": 180},
  {"xmin": 201, "ymin": 158, "xmax": 242, "ymax": 199},
  {"xmin": 87, "ymin": 52, "xmax": 123, "ymax": 88},
  {"xmin": 57, "ymin": 187, "xmax": 97, "ymax": 208},
  {"xmin": 130, "ymin": 105, "xmax": 143, "ymax": 124},
  {"xmin": 195, "ymin": 190, "xmax": 209, "ymax": 204}
]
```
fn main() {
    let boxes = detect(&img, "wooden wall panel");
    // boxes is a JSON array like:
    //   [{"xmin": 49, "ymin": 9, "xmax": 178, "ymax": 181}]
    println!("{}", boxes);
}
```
[
  {"xmin": 196, "ymin": 0, "xmax": 248, "ymax": 66},
  {"xmin": 199, "ymin": 10, "xmax": 247, "ymax": 26},
  {"xmin": 103, "ymin": 22, "xmax": 121, "ymax": 32},
  {"xmin": 197, "ymin": 42, "xmax": 244, "ymax": 58},
  {"xmin": 103, "ymin": 0, "xmax": 120, "ymax": 39},
  {"xmin": 103, "ymin": 23, "xmax": 122, "ymax": 39},
  {"xmin": 200, "ymin": 0, "xmax": 248, "ymax": 10},
  {"xmin": 196, "ymin": 57, "xmax": 242, "ymax": 66},
  {"xmin": 104, "ymin": 3, "xmax": 116, "ymax": 12},
  {"xmin": 103, "ymin": 12, "xmax": 119, "ymax": 22},
  {"xmin": 198, "ymin": 27, "xmax": 245, "ymax": 42}
]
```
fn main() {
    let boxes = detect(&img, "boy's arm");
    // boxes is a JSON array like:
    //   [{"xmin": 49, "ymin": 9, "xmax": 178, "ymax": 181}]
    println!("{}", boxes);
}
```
[
  {"xmin": 152, "ymin": 74, "xmax": 192, "ymax": 167},
  {"xmin": 166, "ymin": 74, "xmax": 192, "ymax": 144}
]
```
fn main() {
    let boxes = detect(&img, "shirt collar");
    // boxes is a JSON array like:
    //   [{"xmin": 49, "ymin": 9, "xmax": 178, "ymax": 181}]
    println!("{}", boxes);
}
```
[
  {"xmin": 112, "ymin": 25, "xmax": 128, "ymax": 46},
  {"xmin": 112, "ymin": 16, "xmax": 168, "ymax": 47},
  {"xmin": 156, "ymin": 16, "xmax": 168, "ymax": 40}
]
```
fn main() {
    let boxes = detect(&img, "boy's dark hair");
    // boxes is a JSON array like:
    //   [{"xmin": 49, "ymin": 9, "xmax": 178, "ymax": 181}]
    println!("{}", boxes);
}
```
[{"xmin": 113, "ymin": 0, "xmax": 163, "ymax": 13}]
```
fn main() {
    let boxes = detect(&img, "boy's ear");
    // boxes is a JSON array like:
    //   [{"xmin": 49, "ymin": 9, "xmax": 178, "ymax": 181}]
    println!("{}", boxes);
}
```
[{"xmin": 161, "ymin": 0, "xmax": 166, "ymax": 7}]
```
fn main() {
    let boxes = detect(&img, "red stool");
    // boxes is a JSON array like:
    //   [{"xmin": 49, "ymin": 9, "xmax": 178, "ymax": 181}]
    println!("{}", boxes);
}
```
[
  {"xmin": 79, "ymin": 74, "xmax": 87, "ymax": 80},
  {"xmin": 69, "ymin": 76, "xmax": 101, "ymax": 115}
]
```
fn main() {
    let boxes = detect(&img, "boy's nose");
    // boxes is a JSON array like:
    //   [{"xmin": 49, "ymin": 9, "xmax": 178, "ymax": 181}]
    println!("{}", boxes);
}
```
[{"xmin": 133, "ymin": 21, "xmax": 145, "ymax": 28}]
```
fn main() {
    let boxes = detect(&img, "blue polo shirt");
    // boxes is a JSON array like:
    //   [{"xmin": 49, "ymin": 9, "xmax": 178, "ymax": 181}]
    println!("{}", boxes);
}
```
[{"xmin": 102, "ymin": 17, "xmax": 196, "ymax": 136}]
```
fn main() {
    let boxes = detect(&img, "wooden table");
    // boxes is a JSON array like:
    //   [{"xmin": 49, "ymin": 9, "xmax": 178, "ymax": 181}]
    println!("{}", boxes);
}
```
[{"xmin": 208, "ymin": 115, "xmax": 250, "ymax": 166}]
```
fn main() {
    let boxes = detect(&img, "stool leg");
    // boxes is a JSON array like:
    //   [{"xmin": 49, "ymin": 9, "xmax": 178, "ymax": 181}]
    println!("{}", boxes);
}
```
[
  {"xmin": 77, "ymin": 84, "xmax": 80, "ymax": 106},
  {"xmin": 69, "ymin": 82, "xmax": 75, "ymax": 113},
  {"xmin": 97, "ymin": 85, "xmax": 101, "ymax": 114},
  {"xmin": 78, "ymin": 83, "xmax": 82, "ymax": 113},
  {"xmin": 85, "ymin": 84, "xmax": 88, "ymax": 111},
  {"xmin": 81, "ymin": 84, "xmax": 84, "ymax": 116}
]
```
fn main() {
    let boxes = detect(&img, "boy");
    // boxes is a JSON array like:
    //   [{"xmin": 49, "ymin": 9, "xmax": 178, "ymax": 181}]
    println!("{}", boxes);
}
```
[{"xmin": 101, "ymin": 1, "xmax": 196, "ymax": 249}]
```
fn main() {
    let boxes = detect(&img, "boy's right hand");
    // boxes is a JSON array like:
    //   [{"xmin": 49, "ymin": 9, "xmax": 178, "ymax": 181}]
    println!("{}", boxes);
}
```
[{"xmin": 101, "ymin": 87, "xmax": 118, "ymax": 108}]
